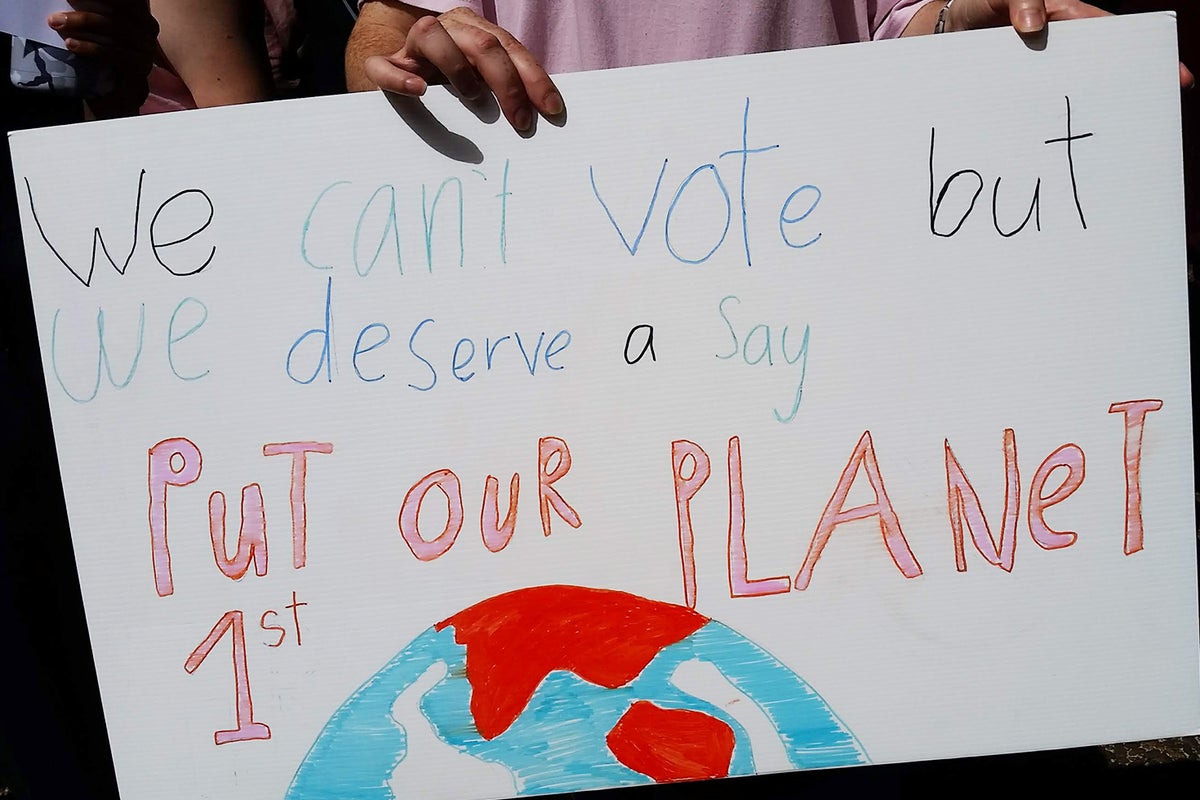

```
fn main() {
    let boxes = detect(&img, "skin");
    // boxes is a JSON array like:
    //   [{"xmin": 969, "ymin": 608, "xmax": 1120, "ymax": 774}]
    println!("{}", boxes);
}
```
[
  {"xmin": 46, "ymin": 0, "xmax": 159, "ymax": 117},
  {"xmin": 346, "ymin": 0, "xmax": 1194, "ymax": 134},
  {"xmin": 347, "ymin": 2, "xmax": 563, "ymax": 132},
  {"xmin": 904, "ymin": 0, "xmax": 1194, "ymax": 88},
  {"xmin": 144, "ymin": 0, "xmax": 275, "ymax": 108},
  {"xmin": 50, "ymin": 0, "xmax": 274, "ymax": 114}
]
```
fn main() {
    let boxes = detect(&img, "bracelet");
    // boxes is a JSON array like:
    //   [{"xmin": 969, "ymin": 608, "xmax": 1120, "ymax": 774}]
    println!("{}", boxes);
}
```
[{"xmin": 935, "ymin": 0, "xmax": 956, "ymax": 34}]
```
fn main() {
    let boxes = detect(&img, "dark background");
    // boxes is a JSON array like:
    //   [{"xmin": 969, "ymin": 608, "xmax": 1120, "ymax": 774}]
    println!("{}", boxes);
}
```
[{"xmin": 1, "ymin": 2, "xmax": 1196, "ymax": 797}]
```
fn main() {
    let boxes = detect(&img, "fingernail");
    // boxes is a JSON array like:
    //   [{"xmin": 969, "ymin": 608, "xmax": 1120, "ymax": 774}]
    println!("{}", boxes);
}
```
[
  {"xmin": 544, "ymin": 91, "xmax": 564, "ymax": 116},
  {"xmin": 1017, "ymin": 9, "xmax": 1042, "ymax": 33},
  {"xmin": 48, "ymin": 13, "xmax": 67, "ymax": 28},
  {"xmin": 403, "ymin": 76, "xmax": 426, "ymax": 94},
  {"xmin": 514, "ymin": 106, "xmax": 532, "ymax": 132}
]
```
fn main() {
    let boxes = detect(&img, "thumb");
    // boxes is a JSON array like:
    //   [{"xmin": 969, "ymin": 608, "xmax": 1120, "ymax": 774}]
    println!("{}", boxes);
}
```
[{"xmin": 1004, "ymin": 0, "xmax": 1048, "ymax": 34}]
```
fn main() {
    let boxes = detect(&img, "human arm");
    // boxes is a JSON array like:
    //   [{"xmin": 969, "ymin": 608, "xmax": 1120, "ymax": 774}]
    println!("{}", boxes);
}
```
[
  {"xmin": 901, "ymin": 0, "xmax": 1194, "ymax": 88},
  {"xmin": 45, "ymin": 0, "xmax": 159, "ymax": 117},
  {"xmin": 346, "ymin": 1, "xmax": 563, "ymax": 133},
  {"xmin": 146, "ymin": 0, "xmax": 274, "ymax": 107}
]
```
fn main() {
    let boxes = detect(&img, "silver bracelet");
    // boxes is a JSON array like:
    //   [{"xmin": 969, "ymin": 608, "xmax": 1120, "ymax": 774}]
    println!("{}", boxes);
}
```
[{"xmin": 935, "ymin": 0, "xmax": 956, "ymax": 34}]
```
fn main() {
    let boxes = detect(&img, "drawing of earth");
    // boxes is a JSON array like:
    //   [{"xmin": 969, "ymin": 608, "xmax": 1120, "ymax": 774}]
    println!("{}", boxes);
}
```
[{"xmin": 287, "ymin": 585, "xmax": 866, "ymax": 798}]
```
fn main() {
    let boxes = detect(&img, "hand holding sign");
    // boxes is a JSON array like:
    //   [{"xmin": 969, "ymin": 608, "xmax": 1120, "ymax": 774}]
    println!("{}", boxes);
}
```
[
  {"xmin": 362, "ymin": 4, "xmax": 564, "ymax": 133},
  {"xmin": 45, "ymin": 0, "xmax": 159, "ymax": 116},
  {"xmin": 939, "ymin": 0, "xmax": 1110, "ymax": 31},
  {"xmin": 8, "ymin": 14, "xmax": 1196, "ymax": 800},
  {"xmin": 928, "ymin": 0, "xmax": 1194, "ymax": 87},
  {"xmin": 356, "ymin": 0, "xmax": 1192, "ymax": 135}
]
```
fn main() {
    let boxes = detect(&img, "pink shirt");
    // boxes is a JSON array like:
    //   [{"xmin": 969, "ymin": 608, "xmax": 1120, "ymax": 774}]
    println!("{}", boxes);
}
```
[{"xmin": 398, "ymin": 1, "xmax": 935, "ymax": 73}]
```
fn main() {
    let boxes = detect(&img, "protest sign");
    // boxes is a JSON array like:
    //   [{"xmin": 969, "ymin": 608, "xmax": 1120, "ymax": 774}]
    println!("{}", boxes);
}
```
[{"xmin": 8, "ymin": 13, "xmax": 1198, "ymax": 800}]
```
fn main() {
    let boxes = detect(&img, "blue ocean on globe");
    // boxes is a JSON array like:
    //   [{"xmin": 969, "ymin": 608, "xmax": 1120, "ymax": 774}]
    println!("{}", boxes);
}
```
[{"xmin": 287, "ymin": 586, "xmax": 866, "ymax": 798}]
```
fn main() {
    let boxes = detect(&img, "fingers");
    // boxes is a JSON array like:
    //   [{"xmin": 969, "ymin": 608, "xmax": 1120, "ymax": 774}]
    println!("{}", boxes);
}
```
[
  {"xmin": 57, "ymin": 1, "xmax": 159, "ymax": 37},
  {"xmin": 49, "ymin": 15, "xmax": 154, "ymax": 72},
  {"xmin": 405, "ymin": 15, "xmax": 486, "ymax": 98},
  {"xmin": 68, "ymin": 0, "xmax": 153, "ymax": 11},
  {"xmin": 405, "ymin": 13, "xmax": 537, "ymax": 131},
  {"xmin": 453, "ymin": 26, "xmax": 534, "ymax": 131},
  {"xmin": 50, "ymin": 10, "xmax": 116, "ymax": 39},
  {"xmin": 481, "ymin": 26, "xmax": 564, "ymax": 118},
  {"xmin": 47, "ymin": 8, "xmax": 157, "ymax": 61},
  {"xmin": 945, "ymin": 2, "xmax": 1189, "ymax": 91},
  {"xmin": 975, "ymin": 0, "xmax": 1107, "ymax": 34},
  {"xmin": 397, "ymin": 10, "xmax": 561, "ymax": 132},
  {"xmin": 46, "ymin": 4, "xmax": 156, "ymax": 118},
  {"xmin": 1002, "ymin": 0, "xmax": 1047, "ymax": 35},
  {"xmin": 1000, "ymin": 2, "xmax": 1190, "ymax": 91},
  {"xmin": 365, "ymin": 54, "xmax": 430, "ymax": 96}
]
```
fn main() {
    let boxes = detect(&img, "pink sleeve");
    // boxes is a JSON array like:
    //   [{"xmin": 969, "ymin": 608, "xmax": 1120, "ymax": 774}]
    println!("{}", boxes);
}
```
[
  {"xmin": 358, "ymin": 0, "xmax": 482, "ymax": 11},
  {"xmin": 873, "ymin": 0, "xmax": 939, "ymax": 40}
]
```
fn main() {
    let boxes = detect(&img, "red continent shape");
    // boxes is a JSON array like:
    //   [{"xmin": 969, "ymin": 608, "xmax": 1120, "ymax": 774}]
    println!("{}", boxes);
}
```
[
  {"xmin": 606, "ymin": 700, "xmax": 735, "ymax": 782},
  {"xmin": 436, "ymin": 585, "xmax": 708, "ymax": 740}
]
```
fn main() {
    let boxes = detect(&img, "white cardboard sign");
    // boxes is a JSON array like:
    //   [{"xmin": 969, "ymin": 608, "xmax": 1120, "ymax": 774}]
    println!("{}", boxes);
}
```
[{"xmin": 8, "ymin": 13, "xmax": 1198, "ymax": 800}]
